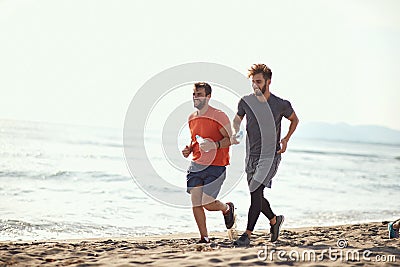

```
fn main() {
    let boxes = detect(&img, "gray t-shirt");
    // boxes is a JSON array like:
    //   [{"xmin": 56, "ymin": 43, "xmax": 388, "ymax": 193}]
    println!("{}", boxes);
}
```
[{"xmin": 237, "ymin": 93, "xmax": 294, "ymax": 157}]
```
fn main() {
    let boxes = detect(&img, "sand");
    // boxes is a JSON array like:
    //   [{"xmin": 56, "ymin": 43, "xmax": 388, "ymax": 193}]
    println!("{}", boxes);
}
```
[{"xmin": 1, "ymin": 222, "xmax": 399, "ymax": 266}]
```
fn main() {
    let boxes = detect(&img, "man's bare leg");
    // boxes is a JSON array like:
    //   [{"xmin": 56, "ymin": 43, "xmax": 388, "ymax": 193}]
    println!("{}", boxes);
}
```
[
  {"xmin": 191, "ymin": 186, "xmax": 208, "ymax": 238},
  {"xmin": 203, "ymin": 197, "xmax": 228, "ymax": 212}
]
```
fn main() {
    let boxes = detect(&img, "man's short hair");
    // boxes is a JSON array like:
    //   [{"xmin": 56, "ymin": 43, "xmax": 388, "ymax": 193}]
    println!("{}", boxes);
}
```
[
  {"xmin": 248, "ymin": 64, "xmax": 272, "ymax": 81},
  {"xmin": 194, "ymin": 82, "xmax": 212, "ymax": 96}
]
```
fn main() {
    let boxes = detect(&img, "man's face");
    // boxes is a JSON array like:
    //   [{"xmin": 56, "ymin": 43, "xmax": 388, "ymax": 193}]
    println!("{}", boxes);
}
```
[
  {"xmin": 252, "ymin": 73, "xmax": 268, "ymax": 96},
  {"xmin": 192, "ymin": 87, "xmax": 209, "ymax": 110}
]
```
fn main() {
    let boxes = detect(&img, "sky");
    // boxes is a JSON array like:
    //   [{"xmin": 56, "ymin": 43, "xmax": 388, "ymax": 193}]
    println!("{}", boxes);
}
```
[{"xmin": 1, "ymin": 0, "xmax": 399, "ymax": 130}]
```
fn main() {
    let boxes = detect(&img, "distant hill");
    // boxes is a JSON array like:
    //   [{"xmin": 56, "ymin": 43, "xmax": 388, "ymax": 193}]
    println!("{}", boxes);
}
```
[{"xmin": 294, "ymin": 122, "xmax": 400, "ymax": 145}]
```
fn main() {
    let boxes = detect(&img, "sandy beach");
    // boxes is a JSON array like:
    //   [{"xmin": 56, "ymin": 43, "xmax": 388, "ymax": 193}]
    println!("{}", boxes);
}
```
[{"xmin": 1, "ymin": 221, "xmax": 399, "ymax": 266}]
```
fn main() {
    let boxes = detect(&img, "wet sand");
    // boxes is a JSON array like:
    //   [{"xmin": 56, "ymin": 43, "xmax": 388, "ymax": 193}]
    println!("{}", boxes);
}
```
[{"xmin": 1, "ymin": 222, "xmax": 399, "ymax": 266}]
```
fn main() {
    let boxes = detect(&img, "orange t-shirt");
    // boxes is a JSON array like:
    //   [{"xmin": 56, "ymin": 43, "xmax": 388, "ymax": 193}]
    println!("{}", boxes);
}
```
[{"xmin": 189, "ymin": 106, "xmax": 230, "ymax": 166}]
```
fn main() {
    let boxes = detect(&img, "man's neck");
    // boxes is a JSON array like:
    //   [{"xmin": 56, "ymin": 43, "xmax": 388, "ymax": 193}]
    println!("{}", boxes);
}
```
[
  {"xmin": 264, "ymin": 90, "xmax": 271, "ymax": 100},
  {"xmin": 197, "ymin": 104, "xmax": 210, "ymax": 116},
  {"xmin": 255, "ymin": 90, "xmax": 271, "ymax": 102}
]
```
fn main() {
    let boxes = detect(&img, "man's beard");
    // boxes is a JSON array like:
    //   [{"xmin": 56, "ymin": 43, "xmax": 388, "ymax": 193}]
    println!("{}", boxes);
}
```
[
  {"xmin": 193, "ymin": 98, "xmax": 206, "ymax": 110},
  {"xmin": 255, "ymin": 84, "xmax": 267, "ymax": 96}
]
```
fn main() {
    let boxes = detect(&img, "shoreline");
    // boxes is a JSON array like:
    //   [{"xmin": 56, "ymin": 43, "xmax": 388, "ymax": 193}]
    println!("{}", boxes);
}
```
[
  {"xmin": 1, "ymin": 222, "xmax": 399, "ymax": 266},
  {"xmin": 4, "ymin": 220, "xmax": 397, "ymax": 244}
]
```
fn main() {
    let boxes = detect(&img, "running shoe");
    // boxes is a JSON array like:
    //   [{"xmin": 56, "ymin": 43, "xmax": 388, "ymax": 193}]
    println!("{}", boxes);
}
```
[
  {"xmin": 224, "ymin": 202, "xmax": 235, "ymax": 229},
  {"xmin": 270, "ymin": 215, "xmax": 284, "ymax": 242}
]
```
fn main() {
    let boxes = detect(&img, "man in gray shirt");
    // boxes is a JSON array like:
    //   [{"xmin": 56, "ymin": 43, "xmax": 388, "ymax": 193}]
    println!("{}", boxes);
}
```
[{"xmin": 232, "ymin": 64, "xmax": 299, "ymax": 246}]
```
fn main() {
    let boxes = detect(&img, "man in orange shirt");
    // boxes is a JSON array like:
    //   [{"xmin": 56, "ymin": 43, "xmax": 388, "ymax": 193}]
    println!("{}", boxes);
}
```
[{"xmin": 182, "ymin": 82, "xmax": 235, "ymax": 243}]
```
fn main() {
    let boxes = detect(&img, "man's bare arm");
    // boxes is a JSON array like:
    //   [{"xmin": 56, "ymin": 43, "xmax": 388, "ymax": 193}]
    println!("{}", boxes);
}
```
[
  {"xmin": 277, "ymin": 111, "xmax": 299, "ymax": 154},
  {"xmin": 233, "ymin": 114, "xmax": 243, "ymax": 134},
  {"xmin": 231, "ymin": 114, "xmax": 244, "ymax": 144},
  {"xmin": 217, "ymin": 123, "xmax": 232, "ymax": 148}
]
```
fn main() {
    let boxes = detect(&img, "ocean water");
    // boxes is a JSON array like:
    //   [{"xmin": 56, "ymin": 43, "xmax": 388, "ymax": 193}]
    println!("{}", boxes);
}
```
[{"xmin": 0, "ymin": 119, "xmax": 399, "ymax": 241}]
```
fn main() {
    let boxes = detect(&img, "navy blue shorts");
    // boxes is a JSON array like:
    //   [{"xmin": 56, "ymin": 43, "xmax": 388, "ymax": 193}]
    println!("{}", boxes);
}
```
[{"xmin": 186, "ymin": 162, "xmax": 226, "ymax": 199}]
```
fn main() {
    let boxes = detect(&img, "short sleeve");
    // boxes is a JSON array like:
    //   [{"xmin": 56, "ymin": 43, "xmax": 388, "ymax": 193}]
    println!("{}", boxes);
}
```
[
  {"xmin": 237, "ymin": 98, "xmax": 246, "ymax": 117},
  {"xmin": 282, "ymin": 100, "xmax": 294, "ymax": 118},
  {"xmin": 188, "ymin": 112, "xmax": 196, "ymax": 124},
  {"xmin": 214, "ymin": 110, "xmax": 230, "ymax": 129}
]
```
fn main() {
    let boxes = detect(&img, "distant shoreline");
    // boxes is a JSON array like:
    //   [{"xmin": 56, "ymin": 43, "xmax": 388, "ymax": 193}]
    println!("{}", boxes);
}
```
[{"xmin": 293, "ymin": 136, "xmax": 400, "ymax": 147}]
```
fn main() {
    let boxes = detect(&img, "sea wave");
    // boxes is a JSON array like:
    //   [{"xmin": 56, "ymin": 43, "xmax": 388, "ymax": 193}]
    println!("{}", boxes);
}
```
[
  {"xmin": 0, "ymin": 219, "xmax": 153, "ymax": 241},
  {"xmin": 0, "ymin": 151, "xmax": 121, "ymax": 161},
  {"xmin": 66, "ymin": 140, "xmax": 122, "ymax": 148},
  {"xmin": 0, "ymin": 170, "xmax": 128, "ymax": 181}
]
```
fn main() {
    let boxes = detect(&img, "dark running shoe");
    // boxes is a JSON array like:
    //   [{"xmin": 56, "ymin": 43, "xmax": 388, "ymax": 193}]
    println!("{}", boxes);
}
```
[
  {"xmin": 233, "ymin": 233, "xmax": 250, "ymax": 247},
  {"xmin": 270, "ymin": 215, "xmax": 284, "ymax": 242},
  {"xmin": 197, "ymin": 237, "xmax": 210, "ymax": 244},
  {"xmin": 224, "ymin": 202, "xmax": 235, "ymax": 229}
]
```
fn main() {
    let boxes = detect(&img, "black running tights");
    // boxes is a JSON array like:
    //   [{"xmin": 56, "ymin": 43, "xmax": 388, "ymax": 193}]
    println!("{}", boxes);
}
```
[{"xmin": 246, "ymin": 184, "xmax": 275, "ymax": 231}]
